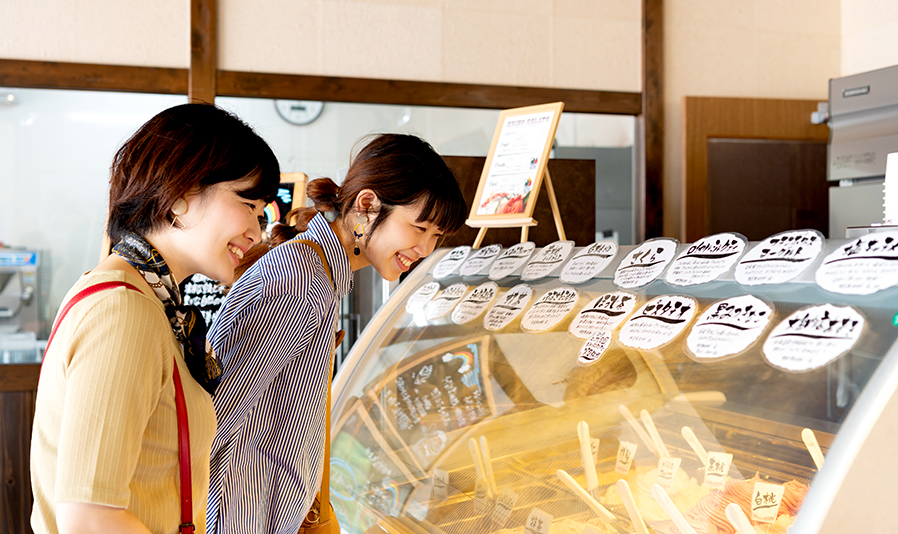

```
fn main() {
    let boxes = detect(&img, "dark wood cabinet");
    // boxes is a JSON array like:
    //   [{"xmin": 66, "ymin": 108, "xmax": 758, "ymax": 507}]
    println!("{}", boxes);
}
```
[{"xmin": 1, "ymin": 364, "xmax": 39, "ymax": 534}]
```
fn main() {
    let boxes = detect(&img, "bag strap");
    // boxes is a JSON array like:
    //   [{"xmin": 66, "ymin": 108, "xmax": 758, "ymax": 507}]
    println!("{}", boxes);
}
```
[
  {"xmin": 44, "ymin": 280, "xmax": 195, "ymax": 534},
  {"xmin": 295, "ymin": 239, "xmax": 341, "ymax": 524}
]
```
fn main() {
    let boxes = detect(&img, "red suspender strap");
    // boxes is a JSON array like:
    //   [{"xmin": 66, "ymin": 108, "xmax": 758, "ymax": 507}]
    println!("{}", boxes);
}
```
[{"xmin": 44, "ymin": 280, "xmax": 195, "ymax": 534}]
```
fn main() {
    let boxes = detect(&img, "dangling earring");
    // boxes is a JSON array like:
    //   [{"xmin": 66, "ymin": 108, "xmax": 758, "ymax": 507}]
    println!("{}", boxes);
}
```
[
  {"xmin": 353, "ymin": 214, "xmax": 366, "ymax": 256},
  {"xmin": 171, "ymin": 198, "xmax": 188, "ymax": 228}
]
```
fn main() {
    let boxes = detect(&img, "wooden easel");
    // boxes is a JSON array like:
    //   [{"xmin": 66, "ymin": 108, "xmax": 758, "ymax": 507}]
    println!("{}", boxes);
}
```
[{"xmin": 469, "ymin": 168, "xmax": 567, "ymax": 248}]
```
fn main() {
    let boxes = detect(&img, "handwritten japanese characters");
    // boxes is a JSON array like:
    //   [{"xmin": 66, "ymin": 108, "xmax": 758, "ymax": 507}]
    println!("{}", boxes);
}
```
[
  {"xmin": 424, "ymin": 283, "xmax": 468, "ymax": 321},
  {"xmin": 484, "ymin": 284, "xmax": 533, "ymax": 331},
  {"xmin": 406, "ymin": 282, "xmax": 440, "ymax": 313},
  {"xmin": 616, "ymin": 441, "xmax": 638, "ymax": 475},
  {"xmin": 736, "ymin": 229, "xmax": 824, "ymax": 285},
  {"xmin": 560, "ymin": 241, "xmax": 618, "ymax": 284},
  {"xmin": 703, "ymin": 452, "xmax": 734, "ymax": 490},
  {"xmin": 524, "ymin": 509, "xmax": 553, "ymax": 534},
  {"xmin": 569, "ymin": 291, "xmax": 638, "ymax": 339},
  {"xmin": 578, "ymin": 332, "xmax": 612, "ymax": 366},
  {"xmin": 433, "ymin": 245, "xmax": 472, "ymax": 280},
  {"xmin": 656, "ymin": 457, "xmax": 683, "ymax": 490},
  {"xmin": 665, "ymin": 232, "xmax": 746, "ymax": 286},
  {"xmin": 614, "ymin": 238, "xmax": 679, "ymax": 288},
  {"xmin": 521, "ymin": 240, "xmax": 575, "ymax": 281},
  {"xmin": 452, "ymin": 282, "xmax": 499, "ymax": 324},
  {"xmin": 460, "ymin": 244, "xmax": 503, "ymax": 277},
  {"xmin": 489, "ymin": 242, "xmax": 536, "ymax": 280},
  {"xmin": 763, "ymin": 304, "xmax": 864, "ymax": 372},
  {"xmin": 816, "ymin": 231, "xmax": 898, "ymax": 295},
  {"xmin": 619, "ymin": 295, "xmax": 697, "ymax": 350},
  {"xmin": 521, "ymin": 287, "xmax": 580, "ymax": 332},
  {"xmin": 686, "ymin": 295, "xmax": 773, "ymax": 360},
  {"xmin": 751, "ymin": 482, "xmax": 785, "ymax": 524}
]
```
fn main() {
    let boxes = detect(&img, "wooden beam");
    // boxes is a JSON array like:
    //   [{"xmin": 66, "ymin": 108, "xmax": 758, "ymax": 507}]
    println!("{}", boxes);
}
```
[
  {"xmin": 642, "ymin": 0, "xmax": 664, "ymax": 239},
  {"xmin": 0, "ymin": 59, "xmax": 187, "ymax": 94},
  {"xmin": 217, "ymin": 71, "xmax": 642, "ymax": 115},
  {"xmin": 189, "ymin": 0, "xmax": 216, "ymax": 103}
]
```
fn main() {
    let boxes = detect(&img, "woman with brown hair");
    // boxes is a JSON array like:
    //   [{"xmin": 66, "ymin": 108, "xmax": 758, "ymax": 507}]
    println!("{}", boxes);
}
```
[
  {"xmin": 206, "ymin": 133, "xmax": 467, "ymax": 534},
  {"xmin": 31, "ymin": 103, "xmax": 280, "ymax": 534}
]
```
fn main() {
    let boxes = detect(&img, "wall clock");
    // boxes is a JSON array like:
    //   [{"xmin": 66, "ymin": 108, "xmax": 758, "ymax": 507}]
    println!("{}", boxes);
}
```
[{"xmin": 274, "ymin": 100, "xmax": 324, "ymax": 125}]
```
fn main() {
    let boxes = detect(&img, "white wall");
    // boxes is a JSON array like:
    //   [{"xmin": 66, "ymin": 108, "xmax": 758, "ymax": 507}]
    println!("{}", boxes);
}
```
[{"xmin": 841, "ymin": 0, "xmax": 898, "ymax": 76}]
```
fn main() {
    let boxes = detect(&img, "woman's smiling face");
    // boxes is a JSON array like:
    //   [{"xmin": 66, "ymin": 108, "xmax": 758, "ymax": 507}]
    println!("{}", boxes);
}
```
[{"xmin": 360, "ymin": 200, "xmax": 444, "ymax": 282}]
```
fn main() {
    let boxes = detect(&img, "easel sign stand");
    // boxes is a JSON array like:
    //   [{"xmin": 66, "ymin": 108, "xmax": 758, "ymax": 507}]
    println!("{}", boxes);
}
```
[{"xmin": 466, "ymin": 102, "xmax": 567, "ymax": 249}]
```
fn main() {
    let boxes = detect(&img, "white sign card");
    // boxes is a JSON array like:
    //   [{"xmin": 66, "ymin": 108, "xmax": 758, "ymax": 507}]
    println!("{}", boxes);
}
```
[
  {"xmin": 665, "ymin": 233, "xmax": 747, "ymax": 286},
  {"xmin": 686, "ymin": 295, "xmax": 773, "ymax": 361},
  {"xmin": 560, "ymin": 241, "xmax": 619, "ymax": 284},
  {"xmin": 460, "ymin": 244, "xmax": 503, "ymax": 277},
  {"xmin": 578, "ymin": 332, "xmax": 613, "ymax": 367},
  {"xmin": 474, "ymin": 479, "xmax": 490, "ymax": 514},
  {"xmin": 406, "ymin": 282, "xmax": 440, "ymax": 313},
  {"xmin": 591, "ymin": 438, "xmax": 600, "ymax": 465},
  {"xmin": 569, "ymin": 291, "xmax": 638, "ymax": 339},
  {"xmin": 431, "ymin": 469, "xmax": 449, "ymax": 503},
  {"xmin": 615, "ymin": 441, "xmax": 638, "ymax": 475},
  {"xmin": 815, "ymin": 231, "xmax": 898, "ymax": 295},
  {"xmin": 656, "ymin": 457, "xmax": 683, "ymax": 491},
  {"xmin": 521, "ymin": 240, "xmax": 576, "ymax": 281},
  {"xmin": 763, "ymin": 304, "xmax": 865, "ymax": 372},
  {"xmin": 524, "ymin": 508, "xmax": 553, "ymax": 534},
  {"xmin": 433, "ymin": 246, "xmax": 472, "ymax": 280},
  {"xmin": 521, "ymin": 287, "xmax": 580, "ymax": 332},
  {"xmin": 452, "ymin": 282, "xmax": 499, "ymax": 324},
  {"xmin": 619, "ymin": 295, "xmax": 697, "ymax": 350},
  {"xmin": 489, "ymin": 242, "xmax": 536, "ymax": 280},
  {"xmin": 424, "ymin": 283, "xmax": 468, "ymax": 321},
  {"xmin": 484, "ymin": 284, "xmax": 533, "ymax": 331},
  {"xmin": 735, "ymin": 229, "xmax": 824, "ymax": 285},
  {"xmin": 703, "ymin": 452, "xmax": 733, "ymax": 490},
  {"xmin": 490, "ymin": 488, "xmax": 519, "ymax": 526},
  {"xmin": 614, "ymin": 238, "xmax": 679, "ymax": 289},
  {"xmin": 750, "ymin": 482, "xmax": 784, "ymax": 524}
]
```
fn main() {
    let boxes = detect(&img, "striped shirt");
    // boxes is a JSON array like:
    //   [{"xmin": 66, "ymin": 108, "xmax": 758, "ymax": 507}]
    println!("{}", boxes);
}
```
[{"xmin": 206, "ymin": 213, "xmax": 352, "ymax": 534}]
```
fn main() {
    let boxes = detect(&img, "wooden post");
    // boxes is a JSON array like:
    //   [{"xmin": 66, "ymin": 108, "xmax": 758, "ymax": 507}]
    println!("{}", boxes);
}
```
[{"xmin": 189, "ymin": 0, "xmax": 217, "ymax": 104}]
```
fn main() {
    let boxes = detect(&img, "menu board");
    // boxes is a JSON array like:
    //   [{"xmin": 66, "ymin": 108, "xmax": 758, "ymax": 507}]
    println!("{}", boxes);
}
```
[{"xmin": 179, "ymin": 273, "xmax": 228, "ymax": 327}]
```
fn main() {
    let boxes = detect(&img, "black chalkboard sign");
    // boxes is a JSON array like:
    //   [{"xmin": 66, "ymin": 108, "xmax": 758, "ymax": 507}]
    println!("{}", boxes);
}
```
[{"xmin": 179, "ymin": 273, "xmax": 228, "ymax": 327}]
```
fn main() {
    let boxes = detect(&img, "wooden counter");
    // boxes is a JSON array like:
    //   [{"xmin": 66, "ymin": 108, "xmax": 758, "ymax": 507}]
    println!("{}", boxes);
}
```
[{"xmin": 1, "ymin": 364, "xmax": 40, "ymax": 534}]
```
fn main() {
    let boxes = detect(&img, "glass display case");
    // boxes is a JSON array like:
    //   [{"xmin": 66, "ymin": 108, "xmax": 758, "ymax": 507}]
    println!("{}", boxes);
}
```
[{"xmin": 329, "ymin": 232, "xmax": 898, "ymax": 534}]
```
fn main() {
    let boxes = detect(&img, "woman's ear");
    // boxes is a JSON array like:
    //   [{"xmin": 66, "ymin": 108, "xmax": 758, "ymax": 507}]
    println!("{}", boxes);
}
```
[{"xmin": 354, "ymin": 189, "xmax": 381, "ymax": 219}]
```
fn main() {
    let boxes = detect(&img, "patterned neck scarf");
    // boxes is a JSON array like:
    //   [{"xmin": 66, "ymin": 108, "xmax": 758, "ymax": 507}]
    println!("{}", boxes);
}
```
[{"xmin": 113, "ymin": 232, "xmax": 222, "ymax": 394}]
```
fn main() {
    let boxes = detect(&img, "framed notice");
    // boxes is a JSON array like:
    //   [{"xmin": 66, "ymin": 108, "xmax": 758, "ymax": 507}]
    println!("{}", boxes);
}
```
[{"xmin": 467, "ymin": 103, "xmax": 565, "ymax": 245}]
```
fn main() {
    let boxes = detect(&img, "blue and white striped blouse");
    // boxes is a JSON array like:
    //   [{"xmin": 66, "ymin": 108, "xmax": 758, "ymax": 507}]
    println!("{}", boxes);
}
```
[{"xmin": 206, "ymin": 213, "xmax": 353, "ymax": 534}]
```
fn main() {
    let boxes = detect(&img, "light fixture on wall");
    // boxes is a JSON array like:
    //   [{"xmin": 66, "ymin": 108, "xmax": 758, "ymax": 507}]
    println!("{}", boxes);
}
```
[
  {"xmin": 1, "ymin": 92, "xmax": 18, "ymax": 106},
  {"xmin": 274, "ymin": 100, "xmax": 324, "ymax": 125}
]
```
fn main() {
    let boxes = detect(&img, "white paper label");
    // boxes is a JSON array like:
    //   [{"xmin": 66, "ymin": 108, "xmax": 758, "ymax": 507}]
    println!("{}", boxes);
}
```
[
  {"xmin": 815, "ymin": 231, "xmax": 898, "ymax": 295},
  {"xmin": 460, "ymin": 244, "xmax": 503, "ymax": 277},
  {"xmin": 665, "ymin": 233, "xmax": 746, "ymax": 286},
  {"xmin": 569, "ymin": 291, "xmax": 638, "ymax": 339},
  {"xmin": 424, "ymin": 283, "xmax": 468, "ymax": 320},
  {"xmin": 591, "ymin": 438, "xmax": 600, "ymax": 465},
  {"xmin": 763, "ymin": 304, "xmax": 864, "ymax": 372},
  {"xmin": 406, "ymin": 282, "xmax": 440, "ymax": 313},
  {"xmin": 524, "ymin": 508, "xmax": 553, "ymax": 534},
  {"xmin": 490, "ymin": 488, "xmax": 518, "ymax": 526},
  {"xmin": 656, "ymin": 457, "xmax": 682, "ymax": 490},
  {"xmin": 735, "ymin": 230, "xmax": 824, "ymax": 285},
  {"xmin": 703, "ymin": 452, "xmax": 733, "ymax": 490},
  {"xmin": 433, "ymin": 246, "xmax": 472, "ymax": 280},
  {"xmin": 452, "ymin": 282, "xmax": 499, "ymax": 324},
  {"xmin": 751, "ymin": 482, "xmax": 784, "ymax": 524},
  {"xmin": 686, "ymin": 295, "xmax": 773, "ymax": 360},
  {"xmin": 489, "ymin": 242, "xmax": 536, "ymax": 280},
  {"xmin": 431, "ymin": 469, "xmax": 449, "ymax": 503},
  {"xmin": 521, "ymin": 287, "xmax": 580, "ymax": 332},
  {"xmin": 560, "ymin": 241, "xmax": 619, "ymax": 284},
  {"xmin": 474, "ymin": 479, "xmax": 489, "ymax": 514},
  {"xmin": 614, "ymin": 238, "xmax": 679, "ymax": 288},
  {"xmin": 615, "ymin": 441, "xmax": 637, "ymax": 475},
  {"xmin": 578, "ymin": 332, "xmax": 612, "ymax": 366},
  {"xmin": 521, "ymin": 241, "xmax": 575, "ymax": 281},
  {"xmin": 619, "ymin": 295, "xmax": 697, "ymax": 350},
  {"xmin": 483, "ymin": 284, "xmax": 533, "ymax": 331}
]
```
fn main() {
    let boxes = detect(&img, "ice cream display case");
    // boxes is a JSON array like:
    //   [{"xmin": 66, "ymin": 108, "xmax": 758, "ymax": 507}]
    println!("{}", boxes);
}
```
[{"xmin": 329, "ymin": 231, "xmax": 898, "ymax": 534}]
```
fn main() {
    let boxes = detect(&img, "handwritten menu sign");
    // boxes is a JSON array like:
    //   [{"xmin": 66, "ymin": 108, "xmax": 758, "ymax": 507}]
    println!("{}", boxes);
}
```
[
  {"xmin": 382, "ymin": 341, "xmax": 490, "ymax": 466},
  {"xmin": 490, "ymin": 488, "xmax": 519, "ymax": 526},
  {"xmin": 180, "ymin": 273, "xmax": 227, "ymax": 327},
  {"xmin": 703, "ymin": 452, "xmax": 733, "ymax": 490},
  {"xmin": 460, "ymin": 244, "xmax": 503, "ymax": 277},
  {"xmin": 815, "ymin": 231, "xmax": 898, "ymax": 295},
  {"xmin": 489, "ymin": 242, "xmax": 536, "ymax": 280},
  {"xmin": 578, "ymin": 332, "xmax": 612, "ymax": 366},
  {"xmin": 735, "ymin": 230, "xmax": 824, "ymax": 285},
  {"xmin": 665, "ymin": 233, "xmax": 746, "ymax": 286},
  {"xmin": 614, "ymin": 238, "xmax": 679, "ymax": 289},
  {"xmin": 521, "ymin": 240, "xmax": 575, "ymax": 281},
  {"xmin": 425, "ymin": 283, "xmax": 468, "ymax": 321},
  {"xmin": 484, "ymin": 284, "xmax": 533, "ymax": 331},
  {"xmin": 616, "ymin": 441, "xmax": 638, "ymax": 474},
  {"xmin": 406, "ymin": 282, "xmax": 440, "ymax": 313},
  {"xmin": 569, "ymin": 291, "xmax": 637, "ymax": 339},
  {"xmin": 433, "ymin": 246, "xmax": 472, "ymax": 280},
  {"xmin": 657, "ymin": 457, "xmax": 683, "ymax": 491},
  {"xmin": 560, "ymin": 241, "xmax": 618, "ymax": 284},
  {"xmin": 452, "ymin": 282, "xmax": 499, "ymax": 324},
  {"xmin": 763, "ymin": 304, "xmax": 865, "ymax": 372},
  {"xmin": 524, "ymin": 508, "xmax": 553, "ymax": 534},
  {"xmin": 619, "ymin": 295, "xmax": 697, "ymax": 350},
  {"xmin": 686, "ymin": 295, "xmax": 773, "ymax": 361},
  {"xmin": 431, "ymin": 469, "xmax": 449, "ymax": 503},
  {"xmin": 521, "ymin": 287, "xmax": 580, "ymax": 332},
  {"xmin": 751, "ymin": 482, "xmax": 784, "ymax": 524}
]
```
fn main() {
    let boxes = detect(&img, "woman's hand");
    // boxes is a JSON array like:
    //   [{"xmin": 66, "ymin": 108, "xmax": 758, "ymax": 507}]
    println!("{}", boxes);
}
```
[{"xmin": 57, "ymin": 502, "xmax": 154, "ymax": 534}]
